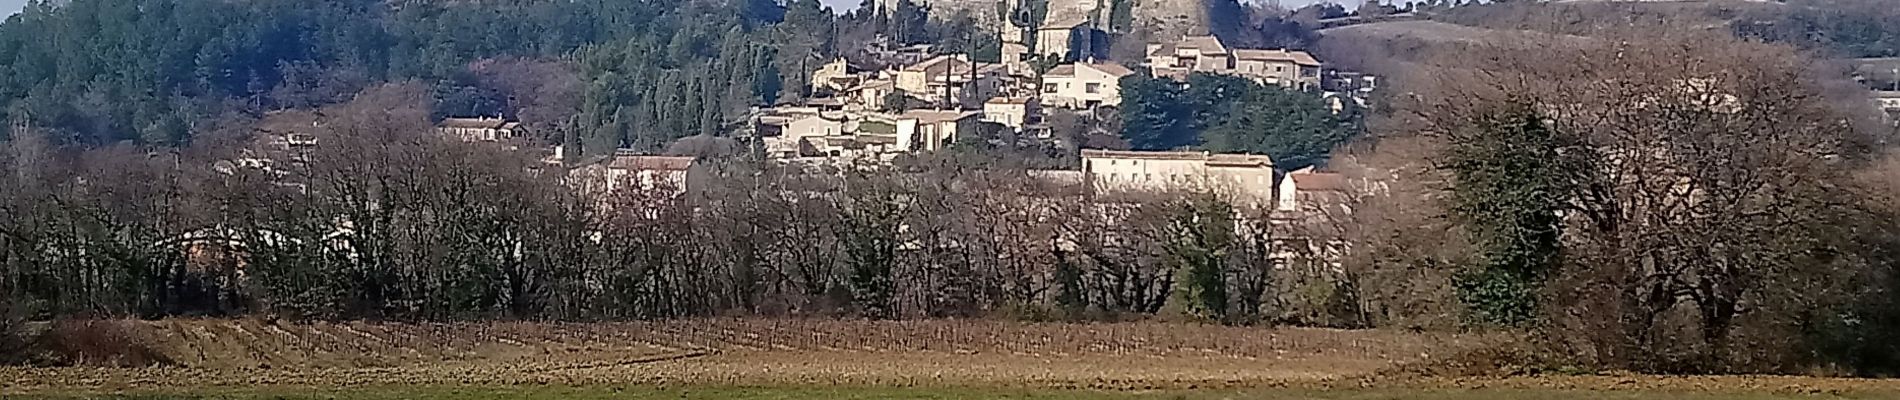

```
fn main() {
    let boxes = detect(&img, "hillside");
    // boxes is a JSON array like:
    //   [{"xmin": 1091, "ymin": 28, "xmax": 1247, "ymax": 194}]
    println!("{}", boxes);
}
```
[
  {"xmin": 0, "ymin": 0, "xmax": 844, "ymax": 150},
  {"xmin": 1426, "ymin": 0, "xmax": 1898, "ymax": 58}
]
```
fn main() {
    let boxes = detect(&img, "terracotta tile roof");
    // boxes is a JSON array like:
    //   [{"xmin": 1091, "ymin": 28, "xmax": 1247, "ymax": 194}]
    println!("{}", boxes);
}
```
[
  {"xmin": 1045, "ymin": 64, "xmax": 1077, "ymax": 77},
  {"xmin": 825, "ymin": 134, "xmax": 900, "ymax": 147},
  {"xmin": 1147, "ymin": 42, "xmax": 1179, "ymax": 57},
  {"xmin": 1290, "ymin": 172, "xmax": 1350, "ymax": 192},
  {"xmin": 1082, "ymin": 149, "xmax": 1276, "ymax": 166},
  {"xmin": 1206, "ymin": 154, "xmax": 1274, "ymax": 167},
  {"xmin": 903, "ymin": 55, "xmax": 968, "ymax": 72},
  {"xmin": 438, "ymin": 117, "xmax": 514, "ymax": 129},
  {"xmin": 1234, "ymin": 49, "xmax": 1321, "ymax": 66},
  {"xmin": 1081, "ymin": 149, "xmax": 1210, "ymax": 161},
  {"xmin": 1089, "ymin": 62, "xmax": 1136, "ymax": 77},
  {"xmin": 900, "ymin": 110, "xmax": 982, "ymax": 123},
  {"xmin": 609, "ymin": 155, "xmax": 696, "ymax": 171},
  {"xmin": 1179, "ymin": 36, "xmax": 1229, "ymax": 55},
  {"xmin": 1288, "ymin": 52, "xmax": 1320, "ymax": 66},
  {"xmin": 846, "ymin": 79, "xmax": 894, "ymax": 92},
  {"xmin": 1046, "ymin": 62, "xmax": 1135, "ymax": 78}
]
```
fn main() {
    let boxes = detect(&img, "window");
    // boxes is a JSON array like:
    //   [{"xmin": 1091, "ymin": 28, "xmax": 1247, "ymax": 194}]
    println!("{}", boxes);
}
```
[
  {"xmin": 1043, "ymin": 83, "xmax": 1058, "ymax": 93},
  {"xmin": 1085, "ymin": 83, "xmax": 1102, "ymax": 94}
]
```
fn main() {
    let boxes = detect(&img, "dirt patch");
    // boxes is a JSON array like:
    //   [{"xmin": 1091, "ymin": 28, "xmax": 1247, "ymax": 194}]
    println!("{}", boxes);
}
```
[
  {"xmin": 9, "ymin": 319, "xmax": 681, "ymax": 370},
  {"xmin": 1394, "ymin": 374, "xmax": 1900, "ymax": 397}
]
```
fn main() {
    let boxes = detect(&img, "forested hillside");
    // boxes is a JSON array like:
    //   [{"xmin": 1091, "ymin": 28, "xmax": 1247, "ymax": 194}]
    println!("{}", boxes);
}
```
[{"xmin": 0, "ymin": 0, "xmax": 873, "ymax": 152}]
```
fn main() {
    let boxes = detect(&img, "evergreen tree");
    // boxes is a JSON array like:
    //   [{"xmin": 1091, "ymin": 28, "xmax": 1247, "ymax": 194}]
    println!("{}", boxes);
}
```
[
  {"xmin": 1118, "ymin": 75, "xmax": 1196, "ymax": 150},
  {"xmin": 1445, "ymin": 105, "xmax": 1574, "ymax": 327},
  {"xmin": 1117, "ymin": 73, "xmax": 1357, "ymax": 169}
]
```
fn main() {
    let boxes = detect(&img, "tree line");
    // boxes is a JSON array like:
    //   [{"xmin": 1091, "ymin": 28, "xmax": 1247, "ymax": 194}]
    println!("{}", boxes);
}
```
[
  {"xmin": 0, "ymin": 83, "xmax": 1356, "ymax": 329},
  {"xmin": 1118, "ymin": 73, "xmax": 1362, "ymax": 170},
  {"xmin": 1347, "ymin": 25, "xmax": 1900, "ymax": 374}
]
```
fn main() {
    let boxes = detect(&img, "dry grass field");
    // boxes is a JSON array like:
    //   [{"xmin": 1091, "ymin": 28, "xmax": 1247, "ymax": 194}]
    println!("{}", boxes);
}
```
[
  {"xmin": 2, "ymin": 318, "xmax": 1472, "ymax": 391},
  {"xmin": 5, "ymin": 319, "xmax": 1900, "ymax": 399}
]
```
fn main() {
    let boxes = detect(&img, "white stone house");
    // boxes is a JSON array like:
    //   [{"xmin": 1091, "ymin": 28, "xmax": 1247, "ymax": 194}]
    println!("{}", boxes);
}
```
[
  {"xmin": 896, "ymin": 110, "xmax": 983, "ymax": 152},
  {"xmin": 1233, "ymin": 49, "xmax": 1322, "ymax": 90},
  {"xmin": 983, "ymin": 96, "xmax": 1039, "ymax": 130},
  {"xmin": 1147, "ymin": 36, "xmax": 1323, "ymax": 90},
  {"xmin": 895, "ymin": 55, "xmax": 1007, "ymax": 108},
  {"xmin": 842, "ymin": 78, "xmax": 897, "ymax": 111},
  {"xmin": 1877, "ymin": 91, "xmax": 1900, "ymax": 124},
  {"xmin": 1036, "ymin": 17, "xmax": 1099, "ymax": 62},
  {"xmin": 1275, "ymin": 167, "xmax": 1352, "ymax": 217},
  {"xmin": 437, "ymin": 117, "xmax": 523, "ymax": 142},
  {"xmin": 811, "ymin": 58, "xmax": 867, "ymax": 92},
  {"xmin": 1041, "ymin": 62, "xmax": 1136, "ymax": 109},
  {"xmin": 567, "ymin": 152, "xmax": 702, "ymax": 199},
  {"xmin": 1080, "ymin": 149, "xmax": 1278, "ymax": 203}
]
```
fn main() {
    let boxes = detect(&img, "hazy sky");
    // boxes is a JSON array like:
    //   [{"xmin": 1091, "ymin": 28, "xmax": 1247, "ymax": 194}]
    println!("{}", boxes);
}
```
[
  {"xmin": 3, "ymin": 0, "xmax": 24, "ymax": 17},
  {"xmin": 816, "ymin": 0, "xmax": 1362, "ymax": 14}
]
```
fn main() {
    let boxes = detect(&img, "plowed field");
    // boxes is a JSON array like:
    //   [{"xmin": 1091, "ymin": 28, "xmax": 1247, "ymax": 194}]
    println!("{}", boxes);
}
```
[{"xmin": 3, "ymin": 318, "xmax": 1471, "ymax": 392}]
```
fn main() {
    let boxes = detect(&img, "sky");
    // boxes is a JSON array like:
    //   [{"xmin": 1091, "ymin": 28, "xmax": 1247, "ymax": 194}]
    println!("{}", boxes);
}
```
[{"xmin": 2, "ymin": 0, "xmax": 21, "ymax": 18}]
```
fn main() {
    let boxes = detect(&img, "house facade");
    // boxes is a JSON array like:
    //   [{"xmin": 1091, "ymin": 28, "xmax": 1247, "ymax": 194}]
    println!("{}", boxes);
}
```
[
  {"xmin": 1001, "ymin": 25, "xmax": 1033, "ymax": 74},
  {"xmin": 1041, "ymin": 62, "xmax": 1135, "ymax": 109},
  {"xmin": 1146, "ymin": 35, "xmax": 1231, "ymax": 74},
  {"xmin": 438, "ymin": 117, "xmax": 523, "ymax": 142},
  {"xmin": 1879, "ymin": 91, "xmax": 1900, "ymax": 126},
  {"xmin": 1877, "ymin": 91, "xmax": 1900, "ymax": 112},
  {"xmin": 1233, "ymin": 49, "xmax": 1322, "ymax": 90},
  {"xmin": 1080, "ymin": 149, "xmax": 1277, "ymax": 202},
  {"xmin": 1147, "ymin": 36, "xmax": 1322, "ymax": 90},
  {"xmin": 842, "ymin": 79, "xmax": 897, "ymax": 111},
  {"xmin": 896, "ymin": 110, "xmax": 983, "ymax": 152},
  {"xmin": 895, "ymin": 55, "xmax": 1007, "ymax": 108},
  {"xmin": 983, "ymin": 96, "xmax": 1038, "ymax": 130},
  {"xmin": 1035, "ymin": 17, "xmax": 1099, "ymax": 62},
  {"xmin": 755, "ymin": 111, "xmax": 908, "ymax": 162},
  {"xmin": 567, "ymin": 152, "xmax": 704, "ymax": 198},
  {"xmin": 811, "ymin": 58, "xmax": 866, "ymax": 92},
  {"xmin": 1275, "ymin": 167, "xmax": 1351, "ymax": 216}
]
